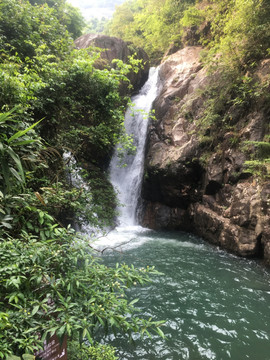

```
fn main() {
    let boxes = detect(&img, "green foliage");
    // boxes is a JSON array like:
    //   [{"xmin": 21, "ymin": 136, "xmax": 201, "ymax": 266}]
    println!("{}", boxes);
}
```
[
  {"xmin": 107, "ymin": 0, "xmax": 270, "ymax": 66},
  {"xmin": 195, "ymin": 0, "xmax": 270, "ymax": 69},
  {"xmin": 106, "ymin": 0, "xmax": 196, "ymax": 63},
  {"xmin": 68, "ymin": 341, "xmax": 118, "ymax": 360},
  {"xmin": 0, "ymin": 0, "xmax": 73, "ymax": 61},
  {"xmin": 0, "ymin": 25, "xmax": 138, "ymax": 232},
  {"xmin": 6, "ymin": 354, "xmax": 35, "ymax": 360},
  {"xmin": 251, "ymin": 139, "xmax": 270, "ymax": 160},
  {"xmin": 243, "ymin": 159, "xmax": 270, "ymax": 179},
  {"xmin": 0, "ymin": 231, "xmax": 163, "ymax": 357},
  {"xmin": 243, "ymin": 139, "xmax": 270, "ymax": 179},
  {"xmin": 0, "ymin": 105, "xmax": 154, "ymax": 356},
  {"xmin": 0, "ymin": 0, "xmax": 85, "ymax": 59},
  {"xmin": 0, "ymin": 109, "xmax": 42, "ymax": 194},
  {"xmin": 194, "ymin": 65, "xmax": 266, "ymax": 149},
  {"xmin": 83, "ymin": 17, "xmax": 109, "ymax": 34},
  {"xmin": 180, "ymin": 6, "xmax": 205, "ymax": 28},
  {"xmin": 36, "ymin": 165, "xmax": 118, "ymax": 230},
  {"xmin": 62, "ymin": 3, "xmax": 85, "ymax": 39},
  {"xmin": 25, "ymin": 49, "xmax": 131, "ymax": 166},
  {"xmin": 0, "ymin": 6, "xmax": 136, "ymax": 228}
]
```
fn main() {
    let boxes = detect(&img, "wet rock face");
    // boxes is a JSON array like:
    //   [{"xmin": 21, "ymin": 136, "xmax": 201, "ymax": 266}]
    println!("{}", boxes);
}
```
[
  {"xmin": 261, "ymin": 184, "xmax": 270, "ymax": 265},
  {"xmin": 142, "ymin": 202, "xmax": 192, "ymax": 231},
  {"xmin": 142, "ymin": 160, "xmax": 203, "ymax": 209},
  {"xmin": 74, "ymin": 34, "xmax": 150, "ymax": 94},
  {"xmin": 142, "ymin": 47, "xmax": 206, "ymax": 209},
  {"xmin": 141, "ymin": 46, "xmax": 270, "ymax": 264}
]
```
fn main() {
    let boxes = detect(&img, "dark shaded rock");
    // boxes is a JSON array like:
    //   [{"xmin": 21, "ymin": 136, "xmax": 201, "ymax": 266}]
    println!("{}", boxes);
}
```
[
  {"xmin": 142, "ymin": 202, "xmax": 191, "ymax": 231},
  {"xmin": 204, "ymin": 150, "xmax": 247, "ymax": 192},
  {"xmin": 142, "ymin": 160, "xmax": 203, "ymax": 209},
  {"xmin": 74, "ymin": 34, "xmax": 150, "ymax": 94}
]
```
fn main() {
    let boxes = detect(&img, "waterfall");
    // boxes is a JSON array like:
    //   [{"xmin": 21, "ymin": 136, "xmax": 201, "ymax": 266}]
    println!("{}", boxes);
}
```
[
  {"xmin": 64, "ymin": 68, "xmax": 160, "ymax": 244},
  {"xmin": 63, "ymin": 151, "xmax": 89, "ymax": 191},
  {"xmin": 109, "ymin": 67, "xmax": 160, "ymax": 227}
]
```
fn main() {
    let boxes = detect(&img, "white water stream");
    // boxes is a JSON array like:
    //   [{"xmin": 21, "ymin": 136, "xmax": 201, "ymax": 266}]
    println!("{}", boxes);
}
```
[
  {"xmin": 92, "ymin": 67, "xmax": 160, "ymax": 251},
  {"xmin": 109, "ymin": 67, "xmax": 160, "ymax": 227}
]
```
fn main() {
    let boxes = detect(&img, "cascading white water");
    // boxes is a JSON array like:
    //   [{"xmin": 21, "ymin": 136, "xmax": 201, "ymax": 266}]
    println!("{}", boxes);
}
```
[
  {"xmin": 63, "ymin": 151, "xmax": 89, "ymax": 190},
  {"xmin": 109, "ymin": 67, "xmax": 160, "ymax": 227}
]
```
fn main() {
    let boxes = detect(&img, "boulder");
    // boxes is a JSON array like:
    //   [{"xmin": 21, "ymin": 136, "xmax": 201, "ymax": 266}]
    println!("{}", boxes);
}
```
[{"xmin": 74, "ymin": 34, "xmax": 150, "ymax": 94}]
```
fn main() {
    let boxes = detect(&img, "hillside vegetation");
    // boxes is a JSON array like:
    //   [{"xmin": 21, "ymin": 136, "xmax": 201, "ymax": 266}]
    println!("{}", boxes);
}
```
[{"xmin": 107, "ymin": 0, "xmax": 270, "ymax": 65}]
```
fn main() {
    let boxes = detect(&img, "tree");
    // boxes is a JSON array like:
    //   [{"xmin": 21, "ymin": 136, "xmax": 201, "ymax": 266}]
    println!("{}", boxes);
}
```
[
  {"xmin": 61, "ymin": 3, "xmax": 85, "ymax": 39},
  {"xmin": 0, "ymin": 229, "xmax": 162, "ymax": 358},
  {"xmin": 0, "ymin": 0, "xmax": 72, "ymax": 60},
  {"xmin": 106, "ymin": 0, "xmax": 196, "ymax": 62}
]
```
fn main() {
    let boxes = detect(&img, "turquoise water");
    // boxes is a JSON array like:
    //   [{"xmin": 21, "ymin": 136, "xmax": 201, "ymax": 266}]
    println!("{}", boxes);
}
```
[{"xmin": 97, "ymin": 227, "xmax": 270, "ymax": 360}]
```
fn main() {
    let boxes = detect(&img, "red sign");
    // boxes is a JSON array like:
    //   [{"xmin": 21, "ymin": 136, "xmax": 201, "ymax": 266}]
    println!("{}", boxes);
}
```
[{"xmin": 35, "ymin": 335, "xmax": 67, "ymax": 360}]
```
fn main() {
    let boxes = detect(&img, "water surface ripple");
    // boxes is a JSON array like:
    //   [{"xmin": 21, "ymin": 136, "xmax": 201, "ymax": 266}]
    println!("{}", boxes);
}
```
[{"xmin": 98, "ymin": 228, "xmax": 270, "ymax": 360}]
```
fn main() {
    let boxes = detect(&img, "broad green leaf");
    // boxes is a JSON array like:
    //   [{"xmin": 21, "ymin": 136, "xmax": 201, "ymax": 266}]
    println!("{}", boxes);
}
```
[
  {"xmin": 1, "ymin": 158, "xmax": 11, "ymax": 191},
  {"xmin": 155, "ymin": 327, "xmax": 165, "ymax": 338},
  {"xmin": 1, "ymin": 222, "xmax": 13, "ymax": 229},
  {"xmin": 12, "ymin": 139, "xmax": 37, "ymax": 147},
  {"xmin": 86, "ymin": 330, "xmax": 93, "ymax": 344},
  {"xmin": 0, "ymin": 108, "xmax": 16, "ymax": 124},
  {"xmin": 24, "ymin": 326, "xmax": 39, "ymax": 334},
  {"xmin": 49, "ymin": 326, "xmax": 59, "ymax": 336},
  {"xmin": 8, "ymin": 119, "xmax": 43, "ymax": 144},
  {"xmin": 9, "ymin": 167, "xmax": 23, "ymax": 183},
  {"xmin": 57, "ymin": 324, "xmax": 66, "ymax": 337},
  {"xmin": 32, "ymin": 305, "xmax": 39, "ymax": 316},
  {"xmin": 97, "ymin": 316, "xmax": 104, "ymax": 326},
  {"xmin": 129, "ymin": 298, "xmax": 139, "ymax": 306},
  {"xmin": 82, "ymin": 328, "xmax": 87, "ymax": 338},
  {"xmin": 6, "ymin": 147, "xmax": 25, "ymax": 183}
]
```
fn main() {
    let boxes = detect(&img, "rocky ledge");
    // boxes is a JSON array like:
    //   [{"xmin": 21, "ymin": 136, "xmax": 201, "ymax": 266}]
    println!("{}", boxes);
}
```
[
  {"xmin": 75, "ymin": 34, "xmax": 150, "ymax": 94},
  {"xmin": 141, "ymin": 46, "xmax": 270, "ymax": 265}
]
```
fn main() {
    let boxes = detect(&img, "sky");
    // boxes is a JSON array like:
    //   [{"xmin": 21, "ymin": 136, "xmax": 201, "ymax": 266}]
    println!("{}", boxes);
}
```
[{"xmin": 67, "ymin": 0, "xmax": 126, "ymax": 20}]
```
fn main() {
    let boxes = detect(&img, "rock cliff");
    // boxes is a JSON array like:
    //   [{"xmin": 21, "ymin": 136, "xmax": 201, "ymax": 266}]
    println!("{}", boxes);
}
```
[
  {"xmin": 75, "ymin": 34, "xmax": 150, "ymax": 94},
  {"xmin": 141, "ymin": 46, "xmax": 270, "ymax": 265}
]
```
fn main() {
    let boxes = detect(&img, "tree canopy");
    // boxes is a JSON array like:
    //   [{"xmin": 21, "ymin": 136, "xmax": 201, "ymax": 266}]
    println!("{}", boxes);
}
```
[{"xmin": 106, "ymin": 0, "xmax": 270, "ymax": 64}]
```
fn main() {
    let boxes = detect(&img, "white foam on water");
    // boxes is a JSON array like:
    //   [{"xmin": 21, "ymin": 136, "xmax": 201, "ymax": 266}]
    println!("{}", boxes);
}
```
[{"xmin": 91, "ymin": 225, "xmax": 151, "ymax": 252}]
